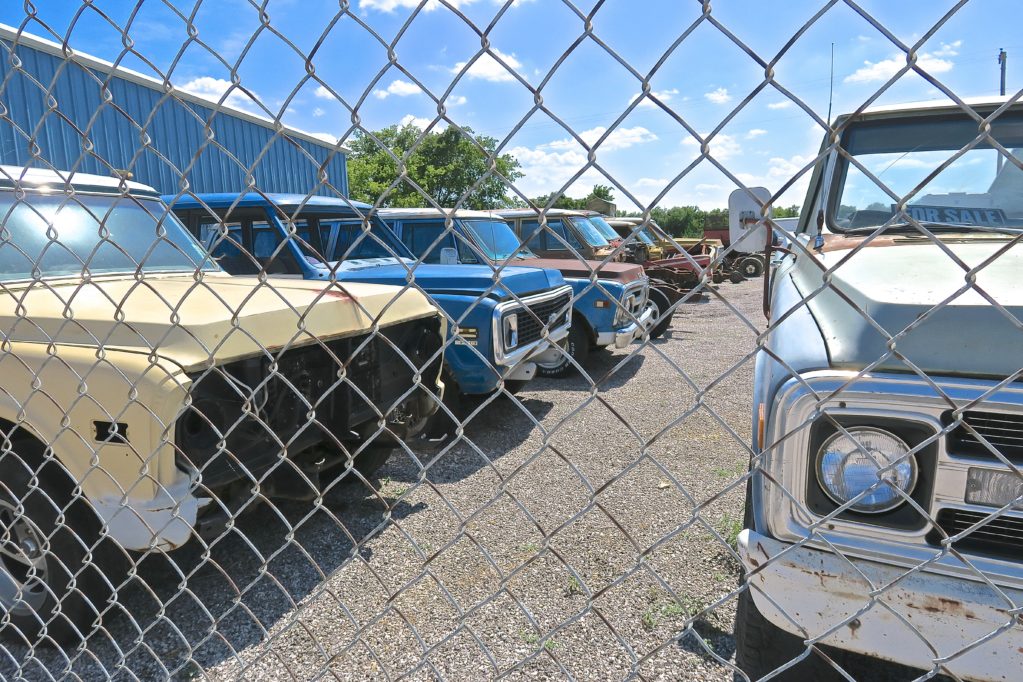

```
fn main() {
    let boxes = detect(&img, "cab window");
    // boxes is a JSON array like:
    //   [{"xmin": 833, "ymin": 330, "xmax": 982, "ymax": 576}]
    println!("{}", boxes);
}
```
[
  {"xmin": 199, "ymin": 219, "xmax": 259, "ymax": 275},
  {"xmin": 405, "ymin": 221, "xmax": 449, "ymax": 264},
  {"xmin": 250, "ymin": 223, "xmax": 302, "ymax": 274}
]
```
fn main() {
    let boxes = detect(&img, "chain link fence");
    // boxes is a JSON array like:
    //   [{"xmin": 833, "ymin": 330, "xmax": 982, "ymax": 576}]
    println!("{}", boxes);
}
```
[{"xmin": 0, "ymin": 1, "xmax": 1020, "ymax": 680}]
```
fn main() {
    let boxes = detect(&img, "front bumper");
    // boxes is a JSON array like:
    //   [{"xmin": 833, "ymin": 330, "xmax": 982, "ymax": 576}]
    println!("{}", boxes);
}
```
[
  {"xmin": 93, "ymin": 473, "xmax": 198, "ymax": 551},
  {"xmin": 596, "ymin": 304, "xmax": 655, "ymax": 348},
  {"xmin": 738, "ymin": 529, "xmax": 1023, "ymax": 681}
]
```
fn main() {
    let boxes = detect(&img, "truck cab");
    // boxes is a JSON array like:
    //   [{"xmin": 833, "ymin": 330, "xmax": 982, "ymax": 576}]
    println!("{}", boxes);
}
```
[
  {"xmin": 380, "ymin": 208, "xmax": 652, "ymax": 377},
  {"xmin": 735, "ymin": 98, "xmax": 1023, "ymax": 681},
  {"xmin": 165, "ymin": 194, "xmax": 572, "ymax": 430},
  {"xmin": 498, "ymin": 209, "xmax": 622, "ymax": 263}
]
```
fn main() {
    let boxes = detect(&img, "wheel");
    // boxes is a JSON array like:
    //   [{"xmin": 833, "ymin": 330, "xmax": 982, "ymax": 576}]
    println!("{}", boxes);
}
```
[
  {"xmin": 739, "ymin": 256, "xmax": 765, "ymax": 278},
  {"xmin": 646, "ymin": 288, "xmax": 674, "ymax": 339},
  {"xmin": 535, "ymin": 322, "xmax": 589, "ymax": 378},
  {"xmin": 0, "ymin": 439, "xmax": 114, "ymax": 645},
  {"xmin": 712, "ymin": 271, "xmax": 724, "ymax": 284},
  {"xmin": 734, "ymin": 588, "xmax": 837, "ymax": 680},
  {"xmin": 729, "ymin": 269, "xmax": 745, "ymax": 284}
]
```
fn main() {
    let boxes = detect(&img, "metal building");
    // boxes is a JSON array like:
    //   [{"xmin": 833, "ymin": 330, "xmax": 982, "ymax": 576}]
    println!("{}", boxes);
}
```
[{"xmin": 0, "ymin": 24, "xmax": 348, "ymax": 196}]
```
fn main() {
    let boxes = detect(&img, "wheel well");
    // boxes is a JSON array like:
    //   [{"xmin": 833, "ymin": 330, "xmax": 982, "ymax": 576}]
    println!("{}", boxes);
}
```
[
  {"xmin": 0, "ymin": 419, "xmax": 76, "ymax": 500},
  {"xmin": 571, "ymin": 308, "xmax": 595, "ymax": 347}
]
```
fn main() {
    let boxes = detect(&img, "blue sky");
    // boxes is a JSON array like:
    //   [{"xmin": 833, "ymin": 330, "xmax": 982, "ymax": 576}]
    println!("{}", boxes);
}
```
[{"xmin": 1, "ymin": 0, "xmax": 1021, "ymax": 209}]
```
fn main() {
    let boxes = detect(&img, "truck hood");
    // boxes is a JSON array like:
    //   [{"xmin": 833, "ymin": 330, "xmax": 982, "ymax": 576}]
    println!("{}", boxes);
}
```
[
  {"xmin": 0, "ymin": 274, "xmax": 438, "ymax": 372},
  {"xmin": 514, "ymin": 258, "xmax": 644, "ymax": 284},
  {"xmin": 796, "ymin": 238, "xmax": 1023, "ymax": 379},
  {"xmin": 326, "ymin": 261, "xmax": 564, "ymax": 299}
]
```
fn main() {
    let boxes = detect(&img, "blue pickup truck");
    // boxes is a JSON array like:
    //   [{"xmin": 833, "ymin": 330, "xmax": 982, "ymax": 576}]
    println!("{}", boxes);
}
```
[
  {"xmin": 165, "ymin": 194, "xmax": 573, "ymax": 433},
  {"xmin": 380, "ymin": 208, "xmax": 652, "ymax": 377}
]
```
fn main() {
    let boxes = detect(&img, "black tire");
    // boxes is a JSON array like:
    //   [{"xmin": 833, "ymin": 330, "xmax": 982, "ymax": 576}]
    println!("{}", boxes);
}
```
[
  {"xmin": 739, "ymin": 256, "xmax": 765, "ymax": 278},
  {"xmin": 0, "ymin": 440, "xmax": 115, "ymax": 646},
  {"xmin": 712, "ymin": 271, "xmax": 724, "ymax": 284},
  {"xmin": 646, "ymin": 288, "xmax": 674, "ymax": 339},
  {"xmin": 535, "ymin": 321, "xmax": 589, "ymax": 378},
  {"xmin": 729, "ymin": 269, "xmax": 745, "ymax": 284},
  {"xmin": 734, "ymin": 588, "xmax": 831, "ymax": 680}
]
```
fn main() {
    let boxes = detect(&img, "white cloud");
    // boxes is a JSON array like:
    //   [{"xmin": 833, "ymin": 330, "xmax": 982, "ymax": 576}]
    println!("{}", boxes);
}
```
[
  {"xmin": 506, "ymin": 145, "xmax": 602, "ymax": 197},
  {"xmin": 704, "ymin": 87, "xmax": 732, "ymax": 105},
  {"xmin": 372, "ymin": 79, "xmax": 422, "ymax": 99},
  {"xmin": 452, "ymin": 48, "xmax": 523, "ymax": 82},
  {"xmin": 314, "ymin": 85, "xmax": 334, "ymax": 100},
  {"xmin": 767, "ymin": 100, "xmax": 792, "ymax": 110},
  {"xmin": 310, "ymin": 132, "xmax": 341, "ymax": 145},
  {"xmin": 399, "ymin": 114, "xmax": 447, "ymax": 131},
  {"xmin": 682, "ymin": 133, "xmax": 741, "ymax": 161},
  {"xmin": 313, "ymin": 107, "xmax": 325, "ymax": 117},
  {"xmin": 178, "ymin": 76, "xmax": 260, "ymax": 112},
  {"xmin": 844, "ymin": 41, "xmax": 960, "ymax": 83},
  {"xmin": 448, "ymin": 95, "xmax": 468, "ymax": 107},
  {"xmin": 746, "ymin": 128, "xmax": 767, "ymax": 139},
  {"xmin": 635, "ymin": 177, "xmax": 668, "ymax": 188},
  {"xmin": 630, "ymin": 88, "xmax": 680, "ymax": 108},
  {"xmin": 548, "ymin": 125, "xmax": 657, "ymax": 152},
  {"xmin": 359, "ymin": 0, "xmax": 474, "ymax": 11}
]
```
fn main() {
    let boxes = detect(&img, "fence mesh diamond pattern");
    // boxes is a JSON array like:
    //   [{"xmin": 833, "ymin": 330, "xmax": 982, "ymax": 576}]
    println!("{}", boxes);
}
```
[{"xmin": 0, "ymin": 1, "xmax": 1019, "ymax": 680}]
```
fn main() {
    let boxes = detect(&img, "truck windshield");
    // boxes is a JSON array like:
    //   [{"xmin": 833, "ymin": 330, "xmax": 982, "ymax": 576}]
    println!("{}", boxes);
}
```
[
  {"xmin": 462, "ymin": 219, "xmax": 533, "ymax": 260},
  {"xmin": 829, "ymin": 110, "xmax": 1023, "ymax": 232},
  {"xmin": 587, "ymin": 215, "xmax": 621, "ymax": 241},
  {"xmin": 0, "ymin": 193, "xmax": 215, "ymax": 282},
  {"xmin": 568, "ymin": 217, "xmax": 611, "ymax": 247}
]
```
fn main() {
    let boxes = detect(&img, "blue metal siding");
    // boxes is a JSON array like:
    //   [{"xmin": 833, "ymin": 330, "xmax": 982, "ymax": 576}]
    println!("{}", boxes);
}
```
[{"xmin": 0, "ymin": 39, "xmax": 348, "ymax": 197}]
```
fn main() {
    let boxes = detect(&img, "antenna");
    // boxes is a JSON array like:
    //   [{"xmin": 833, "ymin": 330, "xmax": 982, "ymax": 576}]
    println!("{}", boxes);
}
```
[{"xmin": 827, "ymin": 42, "xmax": 835, "ymax": 126}]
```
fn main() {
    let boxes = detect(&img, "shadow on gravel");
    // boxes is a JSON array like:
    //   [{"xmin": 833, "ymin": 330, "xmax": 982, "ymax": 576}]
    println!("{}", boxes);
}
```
[{"xmin": 0, "ymin": 492, "xmax": 426, "ymax": 680}]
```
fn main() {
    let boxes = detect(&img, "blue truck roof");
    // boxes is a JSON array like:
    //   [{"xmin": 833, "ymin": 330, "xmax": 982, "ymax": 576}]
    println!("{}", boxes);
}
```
[{"xmin": 163, "ymin": 192, "xmax": 375, "ymax": 214}]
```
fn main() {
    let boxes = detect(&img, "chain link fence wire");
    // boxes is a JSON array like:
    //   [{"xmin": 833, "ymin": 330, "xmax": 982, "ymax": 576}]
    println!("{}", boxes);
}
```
[{"xmin": 0, "ymin": 0, "xmax": 1019, "ymax": 680}]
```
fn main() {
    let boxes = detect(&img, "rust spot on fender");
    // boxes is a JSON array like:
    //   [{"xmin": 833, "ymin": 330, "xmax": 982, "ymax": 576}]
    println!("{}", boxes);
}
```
[
  {"xmin": 755, "ymin": 542, "xmax": 770, "ymax": 561},
  {"xmin": 748, "ymin": 556, "xmax": 760, "ymax": 568},
  {"xmin": 847, "ymin": 618, "xmax": 861, "ymax": 637}
]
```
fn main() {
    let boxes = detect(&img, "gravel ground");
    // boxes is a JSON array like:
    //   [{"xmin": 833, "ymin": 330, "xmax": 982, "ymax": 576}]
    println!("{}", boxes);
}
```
[{"xmin": 3, "ymin": 279, "xmax": 766, "ymax": 681}]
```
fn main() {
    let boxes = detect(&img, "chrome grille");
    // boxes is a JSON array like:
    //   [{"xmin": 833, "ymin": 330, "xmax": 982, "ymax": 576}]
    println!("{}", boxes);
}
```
[
  {"xmin": 932, "ymin": 508, "xmax": 1023, "ymax": 561},
  {"xmin": 946, "ymin": 410, "xmax": 1023, "ymax": 464},
  {"xmin": 515, "ymin": 291, "xmax": 571, "ymax": 347}
]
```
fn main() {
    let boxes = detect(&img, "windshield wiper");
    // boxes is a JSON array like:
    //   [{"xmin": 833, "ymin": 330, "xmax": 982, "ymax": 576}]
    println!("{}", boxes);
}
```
[{"xmin": 843, "ymin": 221, "xmax": 1023, "ymax": 236}]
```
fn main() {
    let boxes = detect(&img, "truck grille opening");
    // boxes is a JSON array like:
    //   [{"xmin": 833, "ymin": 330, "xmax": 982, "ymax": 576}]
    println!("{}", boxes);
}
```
[
  {"xmin": 516, "ymin": 291, "xmax": 571, "ymax": 347},
  {"xmin": 931, "ymin": 508, "xmax": 1023, "ymax": 561},
  {"xmin": 945, "ymin": 410, "xmax": 1023, "ymax": 464},
  {"xmin": 176, "ymin": 317, "xmax": 441, "ymax": 490}
]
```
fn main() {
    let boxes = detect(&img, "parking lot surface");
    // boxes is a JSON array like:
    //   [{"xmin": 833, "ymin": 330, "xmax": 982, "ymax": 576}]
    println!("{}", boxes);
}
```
[{"xmin": 5, "ymin": 280, "xmax": 763, "ymax": 681}]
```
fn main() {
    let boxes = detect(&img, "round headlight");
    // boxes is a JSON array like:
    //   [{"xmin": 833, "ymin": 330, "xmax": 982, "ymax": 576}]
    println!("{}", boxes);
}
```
[{"xmin": 815, "ymin": 427, "xmax": 917, "ymax": 514}]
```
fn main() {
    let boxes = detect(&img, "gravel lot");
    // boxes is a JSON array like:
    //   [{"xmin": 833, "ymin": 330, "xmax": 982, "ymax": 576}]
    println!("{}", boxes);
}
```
[{"xmin": 4, "ymin": 279, "xmax": 765, "ymax": 681}]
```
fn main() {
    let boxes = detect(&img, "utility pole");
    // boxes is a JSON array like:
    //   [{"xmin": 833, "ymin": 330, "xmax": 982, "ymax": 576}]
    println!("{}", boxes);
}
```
[{"xmin": 999, "ymin": 48, "xmax": 1007, "ymax": 96}]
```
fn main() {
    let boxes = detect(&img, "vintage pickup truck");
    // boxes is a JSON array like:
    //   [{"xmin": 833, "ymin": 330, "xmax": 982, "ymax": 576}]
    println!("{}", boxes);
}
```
[
  {"xmin": 379, "ymin": 208, "xmax": 652, "ymax": 376},
  {"xmin": 166, "ymin": 194, "xmax": 572, "ymax": 431},
  {"xmin": 0, "ymin": 167, "xmax": 445, "ymax": 643},
  {"xmin": 735, "ymin": 98, "xmax": 1023, "ymax": 680}
]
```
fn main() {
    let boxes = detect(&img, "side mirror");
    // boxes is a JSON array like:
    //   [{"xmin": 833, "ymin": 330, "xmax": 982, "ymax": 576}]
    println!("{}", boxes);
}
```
[{"xmin": 439, "ymin": 247, "xmax": 459, "ymax": 265}]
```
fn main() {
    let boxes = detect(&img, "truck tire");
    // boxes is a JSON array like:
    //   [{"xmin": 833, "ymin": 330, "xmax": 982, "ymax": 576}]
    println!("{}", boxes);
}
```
[
  {"xmin": 729, "ymin": 269, "xmax": 745, "ymax": 284},
  {"xmin": 734, "ymin": 588, "xmax": 838, "ymax": 680},
  {"xmin": 739, "ymin": 256, "xmax": 765, "ymax": 278},
  {"xmin": 424, "ymin": 369, "xmax": 464, "ymax": 440},
  {"xmin": 504, "ymin": 380, "xmax": 527, "ymax": 395},
  {"xmin": 646, "ymin": 288, "xmax": 674, "ymax": 339},
  {"xmin": 0, "ymin": 439, "xmax": 115, "ymax": 646},
  {"xmin": 536, "ymin": 322, "xmax": 589, "ymax": 378}
]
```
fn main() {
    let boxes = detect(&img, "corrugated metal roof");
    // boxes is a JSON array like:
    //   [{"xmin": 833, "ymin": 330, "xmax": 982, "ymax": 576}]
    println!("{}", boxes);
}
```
[{"xmin": 0, "ymin": 23, "xmax": 349, "ymax": 197}]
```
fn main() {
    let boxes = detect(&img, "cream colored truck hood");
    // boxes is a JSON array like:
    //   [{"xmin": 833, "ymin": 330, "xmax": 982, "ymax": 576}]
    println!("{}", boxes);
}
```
[
  {"xmin": 794, "ymin": 238, "xmax": 1023, "ymax": 379},
  {"xmin": 0, "ymin": 273, "xmax": 438, "ymax": 371}
]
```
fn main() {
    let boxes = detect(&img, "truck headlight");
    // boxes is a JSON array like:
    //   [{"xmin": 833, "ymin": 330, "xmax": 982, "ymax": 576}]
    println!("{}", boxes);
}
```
[
  {"xmin": 502, "ymin": 313, "xmax": 518, "ymax": 350},
  {"xmin": 815, "ymin": 427, "xmax": 917, "ymax": 513}
]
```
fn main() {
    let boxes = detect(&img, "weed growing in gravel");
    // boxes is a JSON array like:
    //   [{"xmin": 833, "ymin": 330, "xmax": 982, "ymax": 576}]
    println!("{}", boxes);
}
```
[
  {"xmin": 564, "ymin": 576, "xmax": 583, "ymax": 597},
  {"xmin": 641, "ymin": 593, "xmax": 705, "ymax": 631},
  {"xmin": 519, "ymin": 630, "xmax": 557, "ymax": 651},
  {"xmin": 517, "ymin": 542, "xmax": 541, "ymax": 555},
  {"xmin": 717, "ymin": 513, "xmax": 743, "ymax": 549}
]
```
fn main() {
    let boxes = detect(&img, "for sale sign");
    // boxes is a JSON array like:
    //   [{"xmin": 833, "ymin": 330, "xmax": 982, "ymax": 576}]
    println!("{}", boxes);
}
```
[{"xmin": 902, "ymin": 204, "xmax": 1008, "ymax": 227}]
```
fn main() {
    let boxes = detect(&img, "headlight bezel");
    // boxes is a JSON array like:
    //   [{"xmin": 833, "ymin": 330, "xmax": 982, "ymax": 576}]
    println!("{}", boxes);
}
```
[
  {"xmin": 501, "ymin": 312, "xmax": 518, "ymax": 351},
  {"xmin": 804, "ymin": 415, "xmax": 937, "ymax": 531}
]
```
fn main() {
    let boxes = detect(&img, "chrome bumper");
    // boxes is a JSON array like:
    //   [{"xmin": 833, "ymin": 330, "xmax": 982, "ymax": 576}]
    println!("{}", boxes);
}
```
[{"xmin": 596, "ymin": 304, "xmax": 655, "ymax": 348}]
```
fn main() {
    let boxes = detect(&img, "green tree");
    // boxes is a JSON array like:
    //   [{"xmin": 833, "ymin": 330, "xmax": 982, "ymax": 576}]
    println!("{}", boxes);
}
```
[
  {"xmin": 346, "ymin": 124, "xmax": 523, "ymax": 209},
  {"xmin": 590, "ymin": 184, "xmax": 615, "ymax": 202}
]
